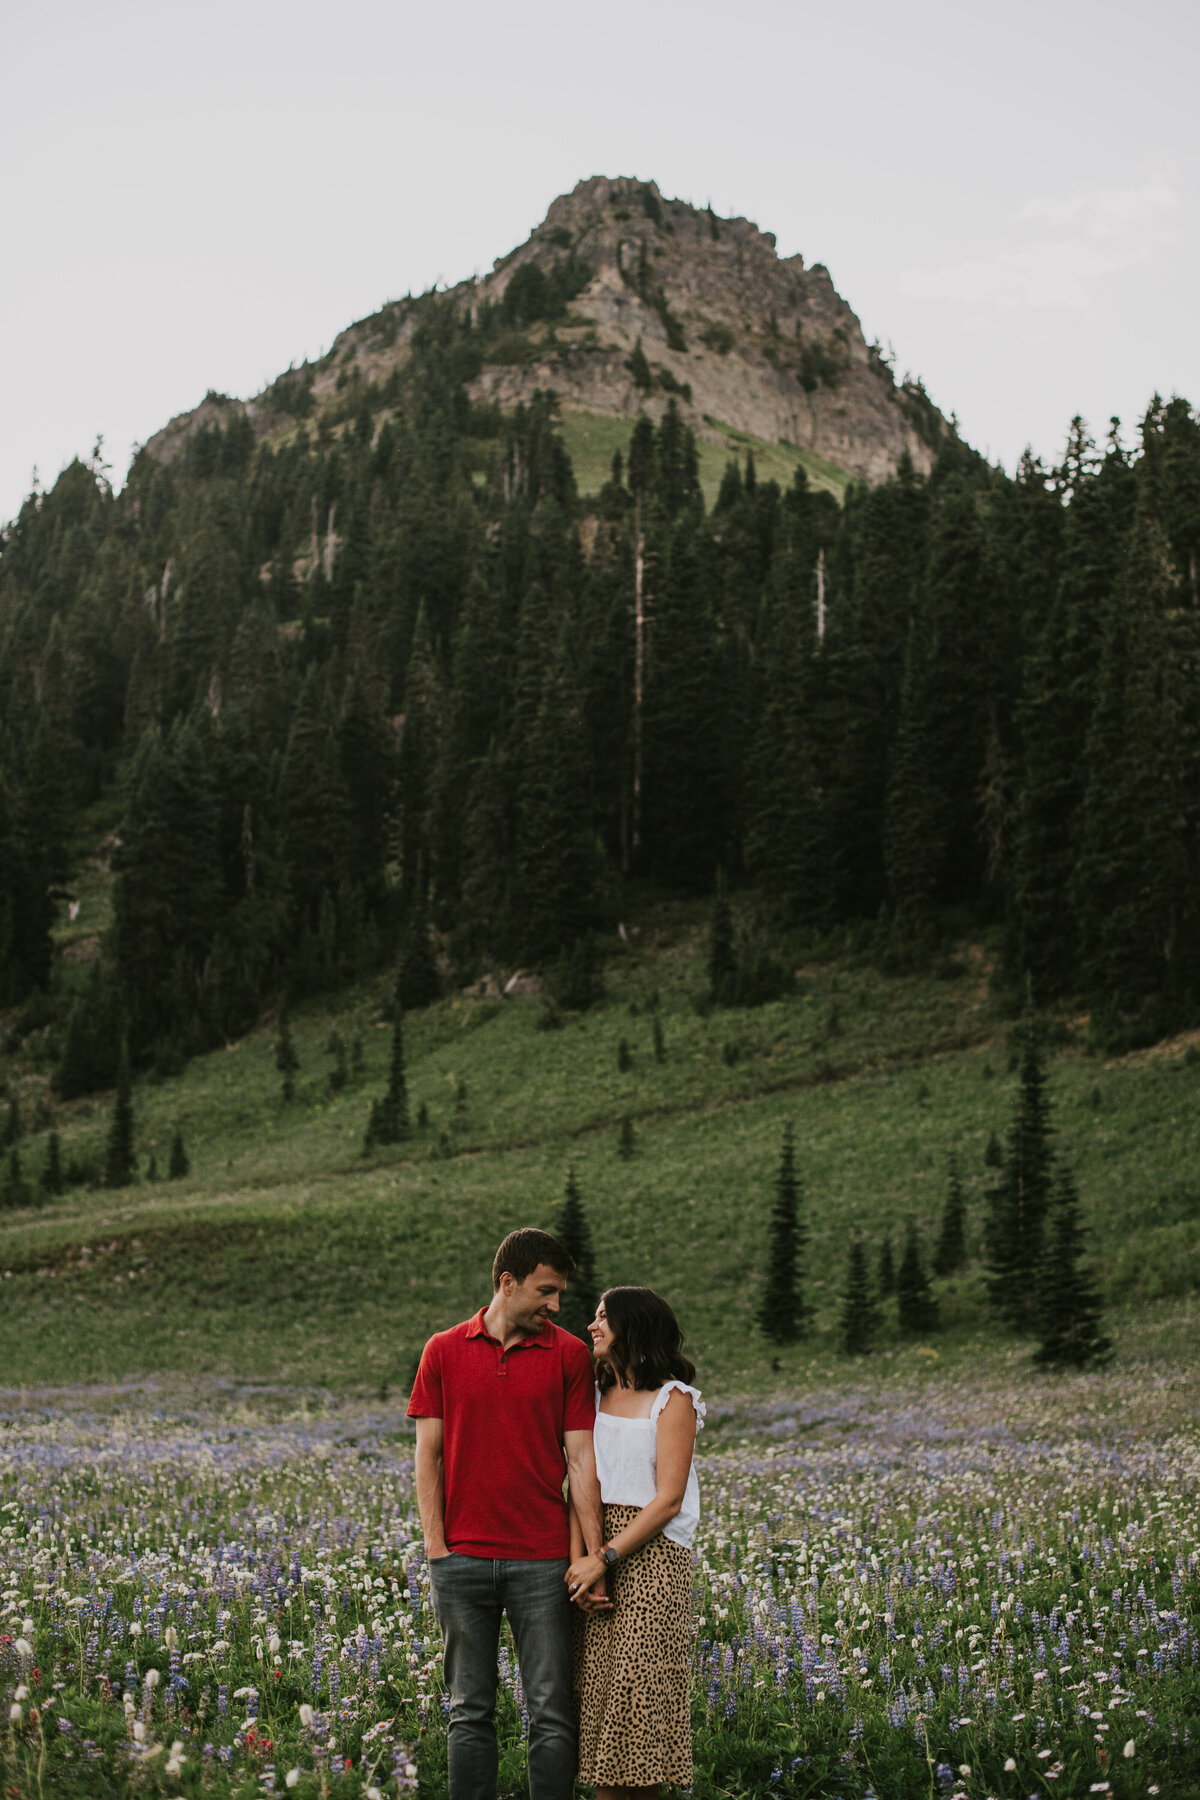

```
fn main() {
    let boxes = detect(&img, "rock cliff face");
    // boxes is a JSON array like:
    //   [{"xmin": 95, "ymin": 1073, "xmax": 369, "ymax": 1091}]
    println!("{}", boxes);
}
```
[{"xmin": 146, "ymin": 176, "xmax": 949, "ymax": 485}]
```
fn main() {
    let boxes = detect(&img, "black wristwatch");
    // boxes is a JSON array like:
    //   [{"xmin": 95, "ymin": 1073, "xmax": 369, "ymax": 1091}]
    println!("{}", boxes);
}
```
[{"xmin": 602, "ymin": 1544, "xmax": 620, "ymax": 1567}]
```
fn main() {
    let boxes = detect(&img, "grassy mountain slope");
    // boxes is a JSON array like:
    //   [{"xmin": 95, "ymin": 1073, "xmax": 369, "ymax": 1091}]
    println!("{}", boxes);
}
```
[{"xmin": 4, "ymin": 865, "xmax": 1200, "ymax": 1395}]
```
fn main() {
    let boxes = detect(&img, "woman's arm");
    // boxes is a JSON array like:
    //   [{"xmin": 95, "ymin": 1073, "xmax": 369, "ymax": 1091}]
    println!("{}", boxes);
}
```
[{"xmin": 565, "ymin": 1389, "xmax": 696, "ymax": 1602}]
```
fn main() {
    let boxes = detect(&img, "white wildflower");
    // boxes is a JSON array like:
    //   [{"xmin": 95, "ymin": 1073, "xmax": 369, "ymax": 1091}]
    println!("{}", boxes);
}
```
[
  {"xmin": 15, "ymin": 1638, "xmax": 32, "ymax": 1658},
  {"xmin": 133, "ymin": 1721, "xmax": 147, "ymax": 1742},
  {"xmin": 9, "ymin": 1703, "xmax": 22, "ymax": 1723},
  {"xmin": 286, "ymin": 1773, "xmax": 300, "ymax": 1791},
  {"xmin": 165, "ymin": 1741, "xmax": 185, "ymax": 1776},
  {"xmin": 1123, "ymin": 1740, "xmax": 1135, "ymax": 1758},
  {"xmin": 143, "ymin": 1668, "xmax": 160, "ymax": 1689},
  {"xmin": 1004, "ymin": 1759, "xmax": 1017, "ymax": 1772},
  {"xmin": 299, "ymin": 1703, "xmax": 315, "ymax": 1728},
  {"xmin": 14, "ymin": 1686, "xmax": 28, "ymax": 1702}
]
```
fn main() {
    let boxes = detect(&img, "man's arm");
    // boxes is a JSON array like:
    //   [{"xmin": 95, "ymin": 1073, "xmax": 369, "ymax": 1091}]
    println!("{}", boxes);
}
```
[
  {"xmin": 563, "ymin": 1429, "xmax": 603, "ymax": 1554},
  {"xmin": 414, "ymin": 1416, "xmax": 449, "ymax": 1559}
]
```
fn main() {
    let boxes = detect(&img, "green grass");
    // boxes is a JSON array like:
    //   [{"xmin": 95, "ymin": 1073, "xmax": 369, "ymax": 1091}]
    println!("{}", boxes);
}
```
[
  {"xmin": 556, "ymin": 410, "xmax": 853, "ymax": 507},
  {"xmin": 3, "ymin": 898, "xmax": 1200, "ymax": 1395}
]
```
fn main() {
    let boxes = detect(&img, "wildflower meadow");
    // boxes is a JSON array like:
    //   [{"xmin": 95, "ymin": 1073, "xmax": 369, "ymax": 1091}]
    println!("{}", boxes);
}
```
[{"xmin": 2, "ymin": 1362, "xmax": 1198, "ymax": 1800}]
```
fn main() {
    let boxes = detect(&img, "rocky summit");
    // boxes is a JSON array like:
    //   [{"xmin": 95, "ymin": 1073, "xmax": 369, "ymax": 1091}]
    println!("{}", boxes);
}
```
[{"xmin": 147, "ymin": 176, "xmax": 951, "ymax": 486}]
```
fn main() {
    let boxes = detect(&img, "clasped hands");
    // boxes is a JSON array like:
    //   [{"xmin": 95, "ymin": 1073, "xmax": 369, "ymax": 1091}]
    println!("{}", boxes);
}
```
[{"xmin": 565, "ymin": 1551, "xmax": 613, "ymax": 1612}]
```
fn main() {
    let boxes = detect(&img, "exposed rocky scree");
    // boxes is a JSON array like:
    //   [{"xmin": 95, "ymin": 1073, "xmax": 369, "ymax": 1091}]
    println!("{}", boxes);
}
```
[{"xmin": 147, "ymin": 176, "xmax": 950, "ymax": 486}]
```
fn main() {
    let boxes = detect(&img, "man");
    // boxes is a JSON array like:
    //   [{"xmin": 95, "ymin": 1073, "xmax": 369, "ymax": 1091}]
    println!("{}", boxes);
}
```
[{"xmin": 409, "ymin": 1226, "xmax": 604, "ymax": 1800}]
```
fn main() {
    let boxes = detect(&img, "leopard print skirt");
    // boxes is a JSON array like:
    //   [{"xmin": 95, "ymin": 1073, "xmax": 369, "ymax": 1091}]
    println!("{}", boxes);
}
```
[{"xmin": 573, "ymin": 1502, "xmax": 695, "ymax": 1788}]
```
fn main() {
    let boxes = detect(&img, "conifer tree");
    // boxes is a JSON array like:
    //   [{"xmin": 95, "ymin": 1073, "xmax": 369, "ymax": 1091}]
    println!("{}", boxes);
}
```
[
  {"xmin": 1034, "ymin": 1167, "xmax": 1112, "ymax": 1369},
  {"xmin": 275, "ymin": 1007, "xmax": 300, "ymax": 1102},
  {"xmin": 554, "ymin": 1165, "xmax": 598, "ymax": 1342},
  {"xmin": 146, "ymin": 1151, "xmax": 158, "ymax": 1181},
  {"xmin": 896, "ymin": 1220, "xmax": 939, "ymax": 1336},
  {"xmin": 757, "ymin": 1122, "xmax": 810, "ymax": 1342},
  {"xmin": 934, "ymin": 1153, "xmax": 968, "ymax": 1276},
  {"xmin": 652, "ymin": 1014, "xmax": 666, "ymax": 1062},
  {"xmin": 708, "ymin": 890, "xmax": 736, "ymax": 1003},
  {"xmin": 840, "ymin": 1238, "xmax": 878, "ymax": 1355},
  {"xmin": 618, "ymin": 1115, "xmax": 635, "ymax": 1159},
  {"xmin": 514, "ymin": 630, "xmax": 603, "ymax": 962},
  {"xmin": 1072, "ymin": 477, "xmax": 1200, "ymax": 1039},
  {"xmin": 877, "ymin": 1234, "xmax": 896, "ymax": 1297},
  {"xmin": 42, "ymin": 1130, "xmax": 63, "ymax": 1197},
  {"xmin": 985, "ymin": 1013, "xmax": 1055, "ymax": 1331},
  {"xmin": 168, "ymin": 1129, "xmax": 190, "ymax": 1180},
  {"xmin": 881, "ymin": 622, "xmax": 945, "ymax": 963},
  {"xmin": 366, "ymin": 977, "xmax": 411, "ymax": 1147},
  {"xmin": 398, "ymin": 878, "xmax": 441, "ymax": 1010},
  {"xmin": 104, "ymin": 1041, "xmax": 136, "ymax": 1189},
  {"xmin": 1, "ymin": 1095, "xmax": 20, "ymax": 1148},
  {"xmin": 2, "ymin": 1147, "xmax": 29, "ymax": 1209}
]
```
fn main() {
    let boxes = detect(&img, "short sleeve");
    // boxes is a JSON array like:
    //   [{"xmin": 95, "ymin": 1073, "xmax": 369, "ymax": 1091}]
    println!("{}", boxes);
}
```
[
  {"xmin": 407, "ymin": 1336, "xmax": 444, "ymax": 1418},
  {"xmin": 650, "ymin": 1380, "xmax": 705, "ymax": 1430},
  {"xmin": 562, "ymin": 1336, "xmax": 597, "ymax": 1433}
]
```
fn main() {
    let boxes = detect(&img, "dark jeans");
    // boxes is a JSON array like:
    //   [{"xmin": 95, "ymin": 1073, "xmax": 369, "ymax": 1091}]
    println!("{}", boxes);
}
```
[{"xmin": 428, "ymin": 1552, "xmax": 575, "ymax": 1800}]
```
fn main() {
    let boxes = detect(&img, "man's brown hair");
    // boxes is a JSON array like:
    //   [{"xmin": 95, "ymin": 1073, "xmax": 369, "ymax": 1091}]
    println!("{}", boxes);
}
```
[{"xmin": 492, "ymin": 1227, "xmax": 575, "ymax": 1291}]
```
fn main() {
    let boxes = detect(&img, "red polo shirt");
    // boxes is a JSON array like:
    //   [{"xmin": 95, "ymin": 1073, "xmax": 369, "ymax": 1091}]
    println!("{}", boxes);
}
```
[{"xmin": 408, "ymin": 1307, "xmax": 596, "ymax": 1559}]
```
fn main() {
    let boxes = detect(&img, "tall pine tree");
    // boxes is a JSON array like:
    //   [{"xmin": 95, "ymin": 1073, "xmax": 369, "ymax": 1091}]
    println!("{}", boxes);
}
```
[
  {"xmin": 985, "ymin": 1012, "xmax": 1055, "ymax": 1332},
  {"xmin": 1034, "ymin": 1166, "xmax": 1112, "ymax": 1368},
  {"xmin": 896, "ymin": 1220, "xmax": 939, "ymax": 1336},
  {"xmin": 840, "ymin": 1238, "xmax": 878, "ymax": 1355},
  {"xmin": 554, "ymin": 1165, "xmax": 599, "ymax": 1343},
  {"xmin": 756, "ymin": 1122, "xmax": 810, "ymax": 1342}
]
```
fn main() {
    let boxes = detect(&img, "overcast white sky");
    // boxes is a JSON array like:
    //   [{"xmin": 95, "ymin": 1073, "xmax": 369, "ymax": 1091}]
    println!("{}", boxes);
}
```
[{"xmin": 3, "ymin": 0, "xmax": 1197, "ymax": 522}]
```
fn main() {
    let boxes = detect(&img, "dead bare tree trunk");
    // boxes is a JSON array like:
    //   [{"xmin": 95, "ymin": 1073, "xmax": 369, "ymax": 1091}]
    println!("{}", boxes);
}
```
[
  {"xmin": 632, "ymin": 495, "xmax": 646, "ymax": 859},
  {"xmin": 816, "ymin": 545, "xmax": 826, "ymax": 643}
]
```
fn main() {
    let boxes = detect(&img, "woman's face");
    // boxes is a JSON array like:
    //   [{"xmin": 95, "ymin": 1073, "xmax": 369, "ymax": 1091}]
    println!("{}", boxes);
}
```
[{"xmin": 589, "ymin": 1298, "xmax": 616, "ymax": 1361}]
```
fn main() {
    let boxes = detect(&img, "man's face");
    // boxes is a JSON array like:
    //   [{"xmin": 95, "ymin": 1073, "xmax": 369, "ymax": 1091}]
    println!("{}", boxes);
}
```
[{"xmin": 502, "ymin": 1263, "xmax": 566, "ymax": 1334}]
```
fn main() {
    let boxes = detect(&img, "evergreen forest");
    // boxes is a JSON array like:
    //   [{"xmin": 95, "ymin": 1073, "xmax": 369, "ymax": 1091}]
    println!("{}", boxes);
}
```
[{"xmin": 3, "ymin": 289, "xmax": 1200, "ymax": 1091}]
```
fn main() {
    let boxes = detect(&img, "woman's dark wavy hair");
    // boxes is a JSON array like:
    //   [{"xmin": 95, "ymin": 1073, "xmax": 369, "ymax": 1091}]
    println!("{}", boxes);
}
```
[{"xmin": 595, "ymin": 1286, "xmax": 696, "ymax": 1393}]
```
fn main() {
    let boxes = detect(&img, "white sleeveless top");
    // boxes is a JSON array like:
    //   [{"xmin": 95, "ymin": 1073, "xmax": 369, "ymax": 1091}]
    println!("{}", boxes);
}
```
[{"xmin": 592, "ymin": 1379, "xmax": 705, "ymax": 1549}]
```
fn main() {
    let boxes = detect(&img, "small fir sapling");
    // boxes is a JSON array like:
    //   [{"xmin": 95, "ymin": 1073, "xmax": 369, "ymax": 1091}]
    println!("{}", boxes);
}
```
[
  {"xmin": 2, "ymin": 1147, "xmax": 29, "ymax": 1208},
  {"xmin": 168, "ymin": 1129, "xmax": 190, "ymax": 1180},
  {"xmin": 933, "ymin": 1152, "xmax": 968, "ymax": 1276},
  {"xmin": 41, "ymin": 1129, "xmax": 63, "ymax": 1197},
  {"xmin": 326, "ymin": 1029, "xmax": 348, "ymax": 1094},
  {"xmin": 652, "ymin": 1014, "xmax": 666, "ymax": 1062},
  {"xmin": 104, "ymin": 1042, "xmax": 136, "ymax": 1190},
  {"xmin": 275, "ymin": 1008, "xmax": 300, "ymax": 1102},
  {"xmin": 877, "ymin": 1234, "xmax": 896, "ymax": 1297},
  {"xmin": 554, "ymin": 1166, "xmax": 598, "ymax": 1342},
  {"xmin": 897, "ymin": 1220, "xmax": 940, "ymax": 1336},
  {"xmin": 2, "ymin": 1095, "xmax": 21, "ymax": 1147},
  {"xmin": 618, "ymin": 1115, "xmax": 635, "ymax": 1159},
  {"xmin": 1034, "ymin": 1166, "xmax": 1112, "ymax": 1369},
  {"xmin": 708, "ymin": 891, "xmax": 736, "ymax": 1003},
  {"xmin": 365, "ymin": 974, "xmax": 411, "ymax": 1148},
  {"xmin": 756, "ymin": 1122, "xmax": 811, "ymax": 1343},
  {"xmin": 617, "ymin": 1038, "xmax": 633, "ymax": 1072},
  {"xmin": 840, "ymin": 1238, "xmax": 879, "ymax": 1355}
]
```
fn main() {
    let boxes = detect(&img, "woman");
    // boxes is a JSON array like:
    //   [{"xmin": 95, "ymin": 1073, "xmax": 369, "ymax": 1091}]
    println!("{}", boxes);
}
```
[{"xmin": 565, "ymin": 1285, "xmax": 704, "ymax": 1799}]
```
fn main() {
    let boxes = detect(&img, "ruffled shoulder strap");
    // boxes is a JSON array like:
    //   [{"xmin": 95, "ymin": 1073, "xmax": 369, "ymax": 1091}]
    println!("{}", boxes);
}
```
[{"xmin": 650, "ymin": 1379, "xmax": 705, "ymax": 1430}]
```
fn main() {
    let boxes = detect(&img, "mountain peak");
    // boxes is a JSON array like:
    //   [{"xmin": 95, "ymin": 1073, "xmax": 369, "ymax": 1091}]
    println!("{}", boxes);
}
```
[{"xmin": 146, "ymin": 178, "xmax": 950, "ymax": 486}]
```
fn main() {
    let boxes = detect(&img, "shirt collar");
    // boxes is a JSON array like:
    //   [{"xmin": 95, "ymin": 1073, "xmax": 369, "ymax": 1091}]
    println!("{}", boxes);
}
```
[{"xmin": 466, "ymin": 1306, "xmax": 556, "ymax": 1348}]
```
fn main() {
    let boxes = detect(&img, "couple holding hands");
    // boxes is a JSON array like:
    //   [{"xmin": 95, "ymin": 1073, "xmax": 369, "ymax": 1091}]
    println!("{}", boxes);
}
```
[{"xmin": 410, "ymin": 1226, "xmax": 704, "ymax": 1800}]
